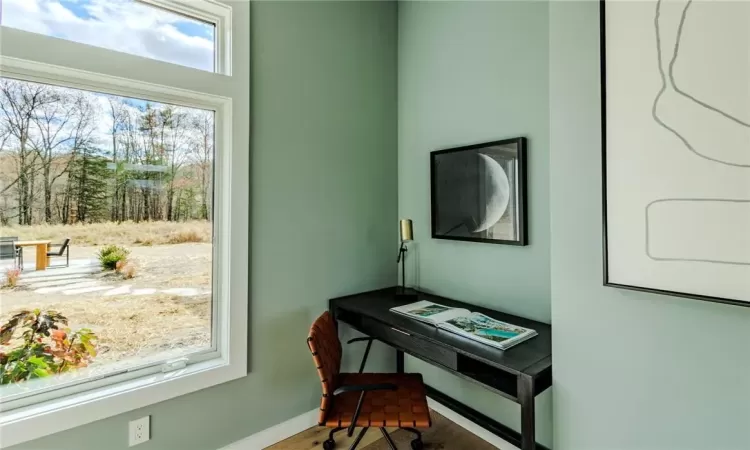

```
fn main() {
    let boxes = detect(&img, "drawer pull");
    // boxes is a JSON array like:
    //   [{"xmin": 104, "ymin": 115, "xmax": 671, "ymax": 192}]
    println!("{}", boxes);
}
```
[{"xmin": 391, "ymin": 327, "xmax": 411, "ymax": 336}]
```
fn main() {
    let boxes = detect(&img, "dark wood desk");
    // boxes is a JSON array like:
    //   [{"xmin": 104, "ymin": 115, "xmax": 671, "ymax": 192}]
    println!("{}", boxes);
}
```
[{"xmin": 330, "ymin": 287, "xmax": 552, "ymax": 450}]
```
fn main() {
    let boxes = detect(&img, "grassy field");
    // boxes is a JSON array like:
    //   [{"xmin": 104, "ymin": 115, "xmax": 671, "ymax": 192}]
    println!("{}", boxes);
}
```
[
  {"xmin": 1, "ymin": 291, "xmax": 211, "ymax": 367},
  {"xmin": 0, "ymin": 222, "xmax": 213, "ymax": 374},
  {"xmin": 0, "ymin": 220, "xmax": 211, "ymax": 246}
]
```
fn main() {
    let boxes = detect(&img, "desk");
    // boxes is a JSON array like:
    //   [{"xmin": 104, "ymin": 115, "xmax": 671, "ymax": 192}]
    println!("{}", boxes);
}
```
[
  {"xmin": 330, "ymin": 287, "xmax": 552, "ymax": 450},
  {"xmin": 15, "ymin": 240, "xmax": 52, "ymax": 271}
]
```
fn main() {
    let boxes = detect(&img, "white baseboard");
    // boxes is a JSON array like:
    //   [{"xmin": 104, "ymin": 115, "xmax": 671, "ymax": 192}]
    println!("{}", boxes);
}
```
[
  {"xmin": 426, "ymin": 398, "xmax": 520, "ymax": 450},
  {"xmin": 219, "ymin": 397, "xmax": 520, "ymax": 450},
  {"xmin": 218, "ymin": 408, "xmax": 319, "ymax": 450}
]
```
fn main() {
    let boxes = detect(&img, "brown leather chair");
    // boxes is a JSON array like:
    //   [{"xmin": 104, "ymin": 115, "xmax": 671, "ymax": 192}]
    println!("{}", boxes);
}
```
[{"xmin": 307, "ymin": 312, "xmax": 431, "ymax": 450}]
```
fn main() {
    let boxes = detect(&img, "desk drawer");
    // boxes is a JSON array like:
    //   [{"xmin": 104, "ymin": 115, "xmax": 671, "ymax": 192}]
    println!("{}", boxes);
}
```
[{"xmin": 360, "ymin": 317, "xmax": 458, "ymax": 371}]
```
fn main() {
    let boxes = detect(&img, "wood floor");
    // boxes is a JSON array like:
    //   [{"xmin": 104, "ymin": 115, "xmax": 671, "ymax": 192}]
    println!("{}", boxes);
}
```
[{"xmin": 266, "ymin": 411, "xmax": 500, "ymax": 450}]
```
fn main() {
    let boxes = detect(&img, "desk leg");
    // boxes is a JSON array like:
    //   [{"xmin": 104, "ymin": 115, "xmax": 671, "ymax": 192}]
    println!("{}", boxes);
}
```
[
  {"xmin": 518, "ymin": 373, "xmax": 535, "ymax": 450},
  {"xmin": 396, "ymin": 350, "xmax": 404, "ymax": 373}
]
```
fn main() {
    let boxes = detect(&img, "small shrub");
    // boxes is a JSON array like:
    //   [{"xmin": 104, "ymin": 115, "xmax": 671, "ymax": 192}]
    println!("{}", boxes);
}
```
[
  {"xmin": 97, "ymin": 245, "xmax": 130, "ymax": 270},
  {"xmin": 3, "ymin": 268, "xmax": 21, "ymax": 288},
  {"xmin": 166, "ymin": 229, "xmax": 205, "ymax": 244},
  {"xmin": 133, "ymin": 237, "xmax": 153, "ymax": 246},
  {"xmin": 123, "ymin": 265, "xmax": 137, "ymax": 279},
  {"xmin": 116, "ymin": 261, "xmax": 137, "ymax": 279},
  {"xmin": 0, "ymin": 309, "xmax": 98, "ymax": 385}
]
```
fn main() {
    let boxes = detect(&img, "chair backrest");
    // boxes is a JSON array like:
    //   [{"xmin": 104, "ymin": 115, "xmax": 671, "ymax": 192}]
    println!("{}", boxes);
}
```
[
  {"xmin": 307, "ymin": 311, "xmax": 342, "ymax": 425},
  {"xmin": 0, "ymin": 237, "xmax": 18, "ymax": 259},
  {"xmin": 55, "ymin": 238, "xmax": 71, "ymax": 255}
]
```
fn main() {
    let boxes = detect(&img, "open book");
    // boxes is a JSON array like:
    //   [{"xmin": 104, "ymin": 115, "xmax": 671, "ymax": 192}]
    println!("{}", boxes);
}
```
[{"xmin": 390, "ymin": 300, "xmax": 537, "ymax": 351}]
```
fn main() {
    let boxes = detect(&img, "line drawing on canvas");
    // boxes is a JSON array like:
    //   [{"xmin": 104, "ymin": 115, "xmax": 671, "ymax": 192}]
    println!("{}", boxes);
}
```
[
  {"xmin": 666, "ymin": 1, "xmax": 750, "ymax": 129},
  {"xmin": 647, "ymin": 0, "xmax": 750, "ymax": 266},
  {"xmin": 645, "ymin": 198, "xmax": 750, "ymax": 266},
  {"xmin": 652, "ymin": 0, "xmax": 749, "ymax": 168}
]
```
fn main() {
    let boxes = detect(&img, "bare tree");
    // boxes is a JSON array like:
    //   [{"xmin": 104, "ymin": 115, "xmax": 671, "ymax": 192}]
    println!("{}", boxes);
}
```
[
  {"xmin": 0, "ymin": 79, "xmax": 53, "ymax": 225},
  {"xmin": 29, "ymin": 87, "xmax": 76, "ymax": 223},
  {"xmin": 107, "ymin": 96, "xmax": 127, "ymax": 221},
  {"xmin": 0, "ymin": 127, "xmax": 17, "ymax": 197},
  {"xmin": 163, "ymin": 108, "xmax": 188, "ymax": 221},
  {"xmin": 118, "ymin": 107, "xmax": 144, "ymax": 221},
  {"xmin": 191, "ymin": 110, "xmax": 213, "ymax": 220},
  {"xmin": 1, "ymin": 77, "xmax": 215, "ymax": 226}
]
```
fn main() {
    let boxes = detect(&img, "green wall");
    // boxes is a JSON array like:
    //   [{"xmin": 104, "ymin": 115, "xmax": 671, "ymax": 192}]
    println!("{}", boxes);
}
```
[
  {"xmin": 549, "ymin": 2, "xmax": 750, "ymax": 450},
  {"xmin": 397, "ymin": 1, "xmax": 552, "ymax": 448},
  {"xmin": 9, "ymin": 2, "xmax": 398, "ymax": 449},
  {"xmin": 11, "ymin": 3, "xmax": 747, "ymax": 450}
]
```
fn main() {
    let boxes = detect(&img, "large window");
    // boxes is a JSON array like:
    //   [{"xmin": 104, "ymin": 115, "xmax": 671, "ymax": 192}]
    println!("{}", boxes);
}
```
[
  {"xmin": 0, "ymin": 77, "xmax": 216, "ymax": 403},
  {"xmin": 0, "ymin": 1, "xmax": 246, "ymax": 447}
]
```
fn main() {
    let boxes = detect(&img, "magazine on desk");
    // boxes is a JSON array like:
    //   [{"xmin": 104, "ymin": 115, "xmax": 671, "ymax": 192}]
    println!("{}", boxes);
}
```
[{"xmin": 390, "ymin": 300, "xmax": 537, "ymax": 351}]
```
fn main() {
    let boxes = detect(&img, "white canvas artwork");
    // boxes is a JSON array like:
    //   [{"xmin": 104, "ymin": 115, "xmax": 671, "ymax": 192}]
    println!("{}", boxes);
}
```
[{"xmin": 602, "ymin": 0, "xmax": 750, "ymax": 305}]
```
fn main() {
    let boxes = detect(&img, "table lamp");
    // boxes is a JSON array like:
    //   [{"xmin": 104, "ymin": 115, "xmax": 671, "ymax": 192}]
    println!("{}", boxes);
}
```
[{"xmin": 396, "ymin": 219, "xmax": 418, "ymax": 300}]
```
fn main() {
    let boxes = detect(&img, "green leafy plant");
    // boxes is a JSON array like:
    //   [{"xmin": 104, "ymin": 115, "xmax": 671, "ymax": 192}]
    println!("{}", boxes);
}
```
[
  {"xmin": 3, "ymin": 267, "xmax": 21, "ymax": 288},
  {"xmin": 97, "ymin": 244, "xmax": 130, "ymax": 270},
  {"xmin": 0, "ymin": 309, "xmax": 98, "ymax": 385}
]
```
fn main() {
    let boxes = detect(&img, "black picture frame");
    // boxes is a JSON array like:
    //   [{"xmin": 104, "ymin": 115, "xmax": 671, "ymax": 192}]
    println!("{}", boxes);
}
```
[
  {"xmin": 430, "ymin": 137, "xmax": 528, "ymax": 246},
  {"xmin": 599, "ymin": 0, "xmax": 748, "ymax": 308}
]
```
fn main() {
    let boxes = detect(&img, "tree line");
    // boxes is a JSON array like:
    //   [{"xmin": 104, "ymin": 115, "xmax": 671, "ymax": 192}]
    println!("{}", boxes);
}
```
[{"xmin": 0, "ymin": 78, "xmax": 214, "ymax": 226}]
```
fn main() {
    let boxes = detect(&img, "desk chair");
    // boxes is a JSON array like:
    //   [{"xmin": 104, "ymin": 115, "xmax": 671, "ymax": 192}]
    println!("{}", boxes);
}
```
[{"xmin": 307, "ymin": 312, "xmax": 431, "ymax": 450}]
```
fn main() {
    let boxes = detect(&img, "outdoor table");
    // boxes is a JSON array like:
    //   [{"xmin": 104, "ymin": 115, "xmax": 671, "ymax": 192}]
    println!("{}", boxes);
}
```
[{"xmin": 14, "ymin": 240, "xmax": 52, "ymax": 271}]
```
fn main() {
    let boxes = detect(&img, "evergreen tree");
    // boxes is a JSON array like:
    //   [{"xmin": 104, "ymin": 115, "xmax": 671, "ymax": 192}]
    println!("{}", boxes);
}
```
[{"xmin": 69, "ymin": 145, "xmax": 109, "ymax": 223}]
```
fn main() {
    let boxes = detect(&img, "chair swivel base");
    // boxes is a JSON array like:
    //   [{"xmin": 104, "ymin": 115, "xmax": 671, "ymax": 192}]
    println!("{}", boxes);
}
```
[{"xmin": 323, "ymin": 426, "xmax": 423, "ymax": 450}]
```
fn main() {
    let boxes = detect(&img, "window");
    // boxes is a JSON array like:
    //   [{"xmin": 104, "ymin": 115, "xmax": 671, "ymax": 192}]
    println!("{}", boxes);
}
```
[
  {"xmin": 0, "ymin": 0, "xmax": 231, "ymax": 73},
  {"xmin": 0, "ymin": 76, "xmax": 216, "ymax": 404},
  {"xmin": 0, "ymin": 1, "xmax": 246, "ymax": 447}
]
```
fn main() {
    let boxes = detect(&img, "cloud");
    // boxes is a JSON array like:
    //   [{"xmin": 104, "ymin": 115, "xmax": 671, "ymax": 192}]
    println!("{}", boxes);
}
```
[
  {"xmin": 2, "ymin": 0, "xmax": 215, "ymax": 71},
  {"xmin": 1, "ymin": 1, "xmax": 215, "ymax": 156}
]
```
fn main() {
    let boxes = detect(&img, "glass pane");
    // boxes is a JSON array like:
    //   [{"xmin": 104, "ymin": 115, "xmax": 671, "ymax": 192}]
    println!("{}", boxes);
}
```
[
  {"xmin": 0, "ymin": 77, "xmax": 214, "ymax": 396},
  {"xmin": 0, "ymin": 0, "xmax": 216, "ymax": 72}
]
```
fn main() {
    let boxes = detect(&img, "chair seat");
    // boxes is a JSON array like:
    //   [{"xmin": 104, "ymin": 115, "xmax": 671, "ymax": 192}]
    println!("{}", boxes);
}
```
[{"xmin": 323, "ymin": 373, "xmax": 431, "ymax": 429}]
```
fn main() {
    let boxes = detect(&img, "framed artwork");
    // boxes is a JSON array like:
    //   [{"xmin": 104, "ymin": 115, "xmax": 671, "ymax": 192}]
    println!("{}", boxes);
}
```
[
  {"xmin": 430, "ymin": 138, "xmax": 527, "ymax": 246},
  {"xmin": 601, "ymin": 0, "xmax": 750, "ymax": 307}
]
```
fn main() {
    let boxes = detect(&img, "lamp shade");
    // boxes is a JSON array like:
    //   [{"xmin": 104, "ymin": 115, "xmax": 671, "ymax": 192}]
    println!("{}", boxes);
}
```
[{"xmin": 399, "ymin": 219, "xmax": 413, "ymax": 242}]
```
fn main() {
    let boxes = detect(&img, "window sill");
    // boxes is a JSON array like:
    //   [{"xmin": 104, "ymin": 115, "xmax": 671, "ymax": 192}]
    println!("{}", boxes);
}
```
[{"xmin": 0, "ymin": 356, "xmax": 246, "ymax": 448}]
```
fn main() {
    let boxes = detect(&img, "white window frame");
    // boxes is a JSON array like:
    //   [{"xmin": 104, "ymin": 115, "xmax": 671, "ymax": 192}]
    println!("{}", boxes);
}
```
[
  {"xmin": 140, "ymin": 0, "xmax": 233, "ymax": 75},
  {"xmin": 0, "ymin": 1, "xmax": 247, "ymax": 447}
]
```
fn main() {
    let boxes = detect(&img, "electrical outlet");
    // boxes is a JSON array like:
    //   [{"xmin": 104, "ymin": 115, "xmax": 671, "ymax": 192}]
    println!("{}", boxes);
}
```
[{"xmin": 128, "ymin": 416, "xmax": 150, "ymax": 447}]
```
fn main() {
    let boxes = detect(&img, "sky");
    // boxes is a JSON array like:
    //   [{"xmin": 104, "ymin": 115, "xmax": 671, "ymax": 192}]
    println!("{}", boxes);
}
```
[
  {"xmin": 0, "ymin": 0, "xmax": 215, "ymax": 154},
  {"xmin": 1, "ymin": 0, "xmax": 215, "ymax": 71}
]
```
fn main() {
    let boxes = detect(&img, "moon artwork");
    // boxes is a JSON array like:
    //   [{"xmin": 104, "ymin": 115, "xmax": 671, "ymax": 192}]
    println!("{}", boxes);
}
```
[{"xmin": 431, "ymin": 138, "xmax": 527, "ymax": 246}]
